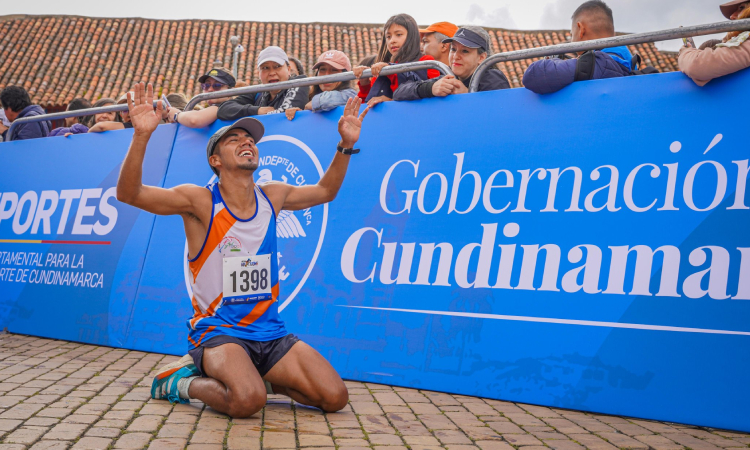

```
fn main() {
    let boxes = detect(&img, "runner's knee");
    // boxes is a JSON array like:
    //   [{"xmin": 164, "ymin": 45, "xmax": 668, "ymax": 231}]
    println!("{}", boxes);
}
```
[
  {"xmin": 321, "ymin": 381, "xmax": 348, "ymax": 412},
  {"xmin": 227, "ymin": 389, "xmax": 266, "ymax": 418}
]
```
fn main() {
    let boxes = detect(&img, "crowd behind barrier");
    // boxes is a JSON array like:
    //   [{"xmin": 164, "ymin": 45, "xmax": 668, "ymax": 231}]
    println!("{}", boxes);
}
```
[{"xmin": 1, "ymin": 0, "xmax": 749, "ymax": 143}]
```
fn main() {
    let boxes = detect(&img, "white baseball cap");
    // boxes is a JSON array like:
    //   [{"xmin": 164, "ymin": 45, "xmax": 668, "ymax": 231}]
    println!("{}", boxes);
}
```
[{"xmin": 257, "ymin": 46, "xmax": 289, "ymax": 67}]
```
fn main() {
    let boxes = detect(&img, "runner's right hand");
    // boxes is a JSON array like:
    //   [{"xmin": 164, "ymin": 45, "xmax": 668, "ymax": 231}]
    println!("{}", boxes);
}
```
[{"xmin": 127, "ymin": 82, "xmax": 162, "ymax": 135}]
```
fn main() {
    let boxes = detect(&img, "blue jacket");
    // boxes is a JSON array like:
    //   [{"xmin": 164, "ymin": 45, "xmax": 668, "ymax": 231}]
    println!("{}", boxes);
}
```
[
  {"xmin": 523, "ymin": 46, "xmax": 632, "ymax": 95},
  {"xmin": 4, "ymin": 105, "xmax": 51, "ymax": 141},
  {"xmin": 49, "ymin": 123, "xmax": 89, "ymax": 137},
  {"xmin": 311, "ymin": 88, "xmax": 357, "ymax": 112}
]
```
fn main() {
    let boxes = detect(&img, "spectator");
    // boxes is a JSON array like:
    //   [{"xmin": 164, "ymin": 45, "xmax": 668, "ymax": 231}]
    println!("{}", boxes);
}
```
[
  {"xmin": 92, "ymin": 98, "xmax": 117, "ymax": 124},
  {"xmin": 49, "ymin": 98, "xmax": 93, "ymax": 137},
  {"xmin": 352, "ymin": 55, "xmax": 377, "ymax": 100},
  {"xmin": 285, "ymin": 50, "xmax": 357, "ymax": 120},
  {"xmin": 720, "ymin": 0, "xmax": 750, "ymax": 20},
  {"xmin": 289, "ymin": 56, "xmax": 306, "ymax": 76},
  {"xmin": 522, "ymin": 1, "xmax": 632, "ymax": 94},
  {"xmin": 679, "ymin": 6, "xmax": 750, "ymax": 86},
  {"xmin": 419, "ymin": 22, "xmax": 458, "ymax": 67},
  {"xmin": 168, "ymin": 68, "xmax": 236, "ymax": 128},
  {"xmin": 0, "ymin": 85, "xmax": 51, "ymax": 141},
  {"xmin": 358, "ymin": 14, "xmax": 441, "ymax": 106},
  {"xmin": 217, "ymin": 46, "xmax": 309, "ymax": 121},
  {"xmin": 90, "ymin": 93, "xmax": 134, "ymax": 133},
  {"xmin": 394, "ymin": 26, "xmax": 510, "ymax": 101}
]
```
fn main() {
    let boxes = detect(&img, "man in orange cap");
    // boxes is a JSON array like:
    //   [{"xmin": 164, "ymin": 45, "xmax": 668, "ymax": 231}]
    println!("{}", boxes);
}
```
[
  {"xmin": 419, "ymin": 22, "xmax": 459, "ymax": 66},
  {"xmin": 720, "ymin": 0, "xmax": 749, "ymax": 20}
]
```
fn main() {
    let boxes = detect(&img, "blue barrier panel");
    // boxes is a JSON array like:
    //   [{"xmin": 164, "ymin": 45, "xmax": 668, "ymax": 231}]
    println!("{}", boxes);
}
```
[
  {"xmin": 0, "ymin": 126, "xmax": 176, "ymax": 346},
  {"xmin": 1, "ymin": 70, "xmax": 749, "ymax": 431}
]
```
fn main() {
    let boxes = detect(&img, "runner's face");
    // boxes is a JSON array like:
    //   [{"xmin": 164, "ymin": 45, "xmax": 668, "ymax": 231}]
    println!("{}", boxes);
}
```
[{"xmin": 216, "ymin": 129, "xmax": 259, "ymax": 174}]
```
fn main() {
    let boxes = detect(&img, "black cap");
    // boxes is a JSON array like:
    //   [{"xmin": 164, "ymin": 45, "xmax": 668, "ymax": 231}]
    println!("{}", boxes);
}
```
[
  {"xmin": 206, "ymin": 118, "xmax": 265, "ymax": 175},
  {"xmin": 442, "ymin": 28, "xmax": 488, "ymax": 50},
  {"xmin": 198, "ymin": 68, "xmax": 236, "ymax": 88}
]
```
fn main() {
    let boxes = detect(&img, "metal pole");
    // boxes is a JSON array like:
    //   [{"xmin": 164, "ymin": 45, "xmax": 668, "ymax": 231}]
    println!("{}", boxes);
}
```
[
  {"xmin": 469, "ymin": 18, "xmax": 750, "ymax": 92},
  {"xmin": 6, "ymin": 100, "xmax": 169, "ymax": 140},
  {"xmin": 185, "ymin": 60, "xmax": 453, "ymax": 110}
]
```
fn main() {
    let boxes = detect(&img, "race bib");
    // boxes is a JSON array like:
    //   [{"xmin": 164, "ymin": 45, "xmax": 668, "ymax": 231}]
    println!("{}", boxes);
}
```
[{"xmin": 222, "ymin": 254, "xmax": 272, "ymax": 303}]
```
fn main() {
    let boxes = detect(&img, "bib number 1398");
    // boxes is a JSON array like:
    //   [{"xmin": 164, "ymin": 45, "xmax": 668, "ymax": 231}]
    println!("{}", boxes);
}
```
[{"xmin": 223, "ymin": 254, "xmax": 272, "ymax": 303}]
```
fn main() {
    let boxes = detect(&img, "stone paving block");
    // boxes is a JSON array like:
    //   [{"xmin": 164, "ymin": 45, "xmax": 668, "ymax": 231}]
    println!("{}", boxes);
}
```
[
  {"xmin": 571, "ymin": 433, "xmax": 620, "ymax": 450},
  {"xmin": 0, "ymin": 403, "xmax": 45, "ymax": 419},
  {"xmin": 547, "ymin": 440, "xmax": 587, "ymax": 450},
  {"xmin": 127, "ymin": 415, "xmax": 163, "ymax": 432},
  {"xmin": 488, "ymin": 421, "xmax": 526, "ymax": 435},
  {"xmin": 335, "ymin": 438, "xmax": 371, "ymax": 447},
  {"xmin": 372, "ymin": 446, "xmax": 407, "ymax": 450},
  {"xmin": 544, "ymin": 418, "xmax": 588, "ymax": 434},
  {"xmin": 29, "ymin": 441, "xmax": 71, "ymax": 450},
  {"xmin": 297, "ymin": 421, "xmax": 330, "ymax": 434},
  {"xmin": 43, "ymin": 423, "xmax": 87, "ymax": 440},
  {"xmin": 190, "ymin": 429, "xmax": 225, "ymax": 444},
  {"xmin": 533, "ymin": 431, "xmax": 569, "ymax": 440},
  {"xmin": 0, "ymin": 418, "xmax": 22, "ymax": 431},
  {"xmin": 596, "ymin": 432, "xmax": 651, "ymax": 449},
  {"xmin": 503, "ymin": 433, "xmax": 545, "ymax": 446},
  {"xmin": 332, "ymin": 428, "xmax": 365, "ymax": 439},
  {"xmin": 610, "ymin": 423, "xmax": 653, "ymax": 436},
  {"xmin": 85, "ymin": 426, "xmax": 121, "ymax": 438},
  {"xmin": 662, "ymin": 433, "xmax": 723, "ymax": 450},
  {"xmin": 475, "ymin": 441, "xmax": 515, "ymax": 450},
  {"xmin": 264, "ymin": 431, "xmax": 297, "ymax": 448},
  {"xmin": 635, "ymin": 434, "xmax": 685, "ymax": 450},
  {"xmin": 147, "ymin": 438, "xmax": 187, "ymax": 449},
  {"xmin": 630, "ymin": 420, "xmax": 680, "ymax": 434},
  {"xmin": 5, "ymin": 426, "xmax": 49, "ymax": 444},
  {"xmin": 369, "ymin": 434, "xmax": 404, "ymax": 445},
  {"xmin": 0, "ymin": 396, "xmax": 27, "ymax": 408},
  {"xmin": 227, "ymin": 434, "xmax": 261, "ymax": 450},
  {"xmin": 158, "ymin": 423, "xmax": 194, "ymax": 439},
  {"xmin": 381, "ymin": 405, "xmax": 411, "ymax": 413},
  {"xmin": 61, "ymin": 415, "xmax": 99, "ymax": 425},
  {"xmin": 434, "ymin": 430, "xmax": 474, "ymax": 445},
  {"xmin": 114, "ymin": 432, "xmax": 153, "ymax": 449},
  {"xmin": 350, "ymin": 401, "xmax": 383, "ymax": 415},
  {"xmin": 186, "ymin": 445, "xmax": 223, "ymax": 450},
  {"xmin": 299, "ymin": 434, "xmax": 335, "ymax": 447},
  {"xmin": 445, "ymin": 446, "xmax": 481, "ymax": 450}
]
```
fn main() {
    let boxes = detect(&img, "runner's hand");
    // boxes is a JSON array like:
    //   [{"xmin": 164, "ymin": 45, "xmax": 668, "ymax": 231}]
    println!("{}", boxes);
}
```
[
  {"xmin": 338, "ymin": 97, "xmax": 369, "ymax": 148},
  {"xmin": 127, "ymin": 82, "xmax": 162, "ymax": 135}
]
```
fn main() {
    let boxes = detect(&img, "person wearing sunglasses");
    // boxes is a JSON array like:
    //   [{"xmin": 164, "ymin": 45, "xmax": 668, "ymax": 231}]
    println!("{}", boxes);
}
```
[{"xmin": 167, "ymin": 68, "xmax": 237, "ymax": 128}]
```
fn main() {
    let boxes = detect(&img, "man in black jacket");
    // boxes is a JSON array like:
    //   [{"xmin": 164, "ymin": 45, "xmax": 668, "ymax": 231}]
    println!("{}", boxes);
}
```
[
  {"xmin": 394, "ymin": 26, "xmax": 510, "ymax": 101},
  {"xmin": 0, "ymin": 86, "xmax": 51, "ymax": 142},
  {"xmin": 218, "ymin": 46, "xmax": 309, "ymax": 121}
]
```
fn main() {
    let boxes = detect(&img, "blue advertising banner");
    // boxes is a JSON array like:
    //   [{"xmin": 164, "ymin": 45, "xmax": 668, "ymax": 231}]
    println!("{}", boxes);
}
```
[
  {"xmin": 0, "ymin": 126, "xmax": 176, "ymax": 346},
  {"xmin": 1, "ymin": 70, "xmax": 749, "ymax": 431}
]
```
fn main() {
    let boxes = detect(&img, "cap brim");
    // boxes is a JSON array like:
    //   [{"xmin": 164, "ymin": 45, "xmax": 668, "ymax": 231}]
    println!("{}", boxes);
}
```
[
  {"xmin": 223, "ymin": 117, "xmax": 265, "ymax": 144},
  {"xmin": 419, "ymin": 28, "xmax": 432, "ymax": 34},
  {"xmin": 198, "ymin": 74, "xmax": 210, "ymax": 83},
  {"xmin": 443, "ymin": 36, "xmax": 483, "ymax": 49},
  {"xmin": 257, "ymin": 56, "xmax": 288, "ymax": 67},
  {"xmin": 313, "ymin": 61, "xmax": 349, "ymax": 71}
]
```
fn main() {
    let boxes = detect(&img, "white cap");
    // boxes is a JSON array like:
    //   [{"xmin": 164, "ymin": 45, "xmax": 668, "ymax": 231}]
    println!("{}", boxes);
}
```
[{"xmin": 257, "ymin": 46, "xmax": 289, "ymax": 67}]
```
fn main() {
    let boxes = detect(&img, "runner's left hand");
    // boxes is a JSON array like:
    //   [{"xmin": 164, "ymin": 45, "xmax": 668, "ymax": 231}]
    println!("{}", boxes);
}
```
[{"xmin": 338, "ymin": 97, "xmax": 369, "ymax": 149}]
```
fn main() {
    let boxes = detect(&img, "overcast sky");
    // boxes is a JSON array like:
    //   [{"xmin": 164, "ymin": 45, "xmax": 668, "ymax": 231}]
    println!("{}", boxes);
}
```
[{"xmin": 6, "ymin": 0, "xmax": 726, "ymax": 51}]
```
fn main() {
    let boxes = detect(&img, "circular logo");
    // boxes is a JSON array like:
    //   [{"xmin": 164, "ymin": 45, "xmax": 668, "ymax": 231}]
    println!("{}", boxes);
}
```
[{"xmin": 183, "ymin": 135, "xmax": 328, "ymax": 312}]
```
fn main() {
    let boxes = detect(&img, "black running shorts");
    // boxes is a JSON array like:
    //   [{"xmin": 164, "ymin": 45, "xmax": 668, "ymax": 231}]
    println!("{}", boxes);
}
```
[{"xmin": 188, "ymin": 333, "xmax": 300, "ymax": 377}]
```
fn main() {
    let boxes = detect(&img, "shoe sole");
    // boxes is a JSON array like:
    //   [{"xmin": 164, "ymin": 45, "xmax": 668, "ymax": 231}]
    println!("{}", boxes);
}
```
[{"xmin": 154, "ymin": 354, "xmax": 194, "ymax": 381}]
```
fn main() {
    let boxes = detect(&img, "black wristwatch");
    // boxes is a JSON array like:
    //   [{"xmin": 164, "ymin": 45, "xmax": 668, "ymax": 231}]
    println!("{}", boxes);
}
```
[{"xmin": 337, "ymin": 141, "xmax": 360, "ymax": 155}]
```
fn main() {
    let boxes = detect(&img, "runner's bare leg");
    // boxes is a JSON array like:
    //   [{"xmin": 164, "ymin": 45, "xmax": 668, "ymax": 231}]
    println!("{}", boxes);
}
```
[
  {"xmin": 188, "ymin": 343, "xmax": 267, "ymax": 417},
  {"xmin": 263, "ymin": 341, "xmax": 348, "ymax": 412}
]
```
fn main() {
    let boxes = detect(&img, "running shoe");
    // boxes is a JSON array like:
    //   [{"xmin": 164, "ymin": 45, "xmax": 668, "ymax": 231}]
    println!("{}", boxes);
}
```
[{"xmin": 151, "ymin": 354, "xmax": 199, "ymax": 404}]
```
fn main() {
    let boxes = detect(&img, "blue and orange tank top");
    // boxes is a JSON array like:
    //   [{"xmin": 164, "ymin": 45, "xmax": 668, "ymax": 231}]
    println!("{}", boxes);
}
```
[{"xmin": 186, "ymin": 182, "xmax": 287, "ymax": 348}]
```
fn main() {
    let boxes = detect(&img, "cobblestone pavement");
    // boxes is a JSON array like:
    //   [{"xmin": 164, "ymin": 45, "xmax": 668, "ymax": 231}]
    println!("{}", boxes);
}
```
[{"xmin": 0, "ymin": 334, "xmax": 747, "ymax": 450}]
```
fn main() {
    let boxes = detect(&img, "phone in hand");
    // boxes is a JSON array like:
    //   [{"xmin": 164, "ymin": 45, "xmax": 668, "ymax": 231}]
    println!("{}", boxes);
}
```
[
  {"xmin": 161, "ymin": 94, "xmax": 171, "ymax": 110},
  {"xmin": 682, "ymin": 36, "xmax": 696, "ymax": 48}
]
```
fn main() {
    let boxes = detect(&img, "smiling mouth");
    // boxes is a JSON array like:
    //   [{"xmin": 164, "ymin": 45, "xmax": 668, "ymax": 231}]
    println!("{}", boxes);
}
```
[{"xmin": 239, "ymin": 150, "xmax": 254, "ymax": 158}]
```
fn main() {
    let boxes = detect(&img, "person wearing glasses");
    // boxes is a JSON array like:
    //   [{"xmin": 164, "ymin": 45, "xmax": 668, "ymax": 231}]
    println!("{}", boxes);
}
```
[
  {"xmin": 166, "ymin": 67, "xmax": 237, "ymax": 128},
  {"xmin": 285, "ymin": 50, "xmax": 357, "ymax": 120}
]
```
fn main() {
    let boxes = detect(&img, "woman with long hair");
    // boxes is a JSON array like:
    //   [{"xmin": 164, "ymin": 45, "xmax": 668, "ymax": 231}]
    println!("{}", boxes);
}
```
[{"xmin": 352, "ymin": 14, "xmax": 440, "ymax": 107}]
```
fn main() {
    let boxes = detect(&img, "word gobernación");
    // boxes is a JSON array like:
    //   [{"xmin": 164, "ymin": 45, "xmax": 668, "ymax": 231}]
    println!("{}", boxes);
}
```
[{"xmin": 341, "ymin": 152, "xmax": 750, "ymax": 300}]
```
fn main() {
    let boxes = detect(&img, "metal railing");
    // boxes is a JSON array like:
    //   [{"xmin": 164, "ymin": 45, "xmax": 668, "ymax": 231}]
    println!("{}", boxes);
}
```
[
  {"xmin": 469, "ymin": 18, "xmax": 750, "ymax": 92},
  {"xmin": 6, "ymin": 99, "xmax": 169, "ymax": 141},
  {"xmin": 184, "ymin": 60, "xmax": 452, "ymax": 110},
  {"xmin": 4, "ymin": 61, "xmax": 451, "ymax": 140}
]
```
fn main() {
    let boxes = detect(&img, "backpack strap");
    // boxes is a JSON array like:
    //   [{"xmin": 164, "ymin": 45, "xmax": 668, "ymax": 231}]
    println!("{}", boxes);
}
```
[{"xmin": 574, "ymin": 50, "xmax": 596, "ymax": 82}]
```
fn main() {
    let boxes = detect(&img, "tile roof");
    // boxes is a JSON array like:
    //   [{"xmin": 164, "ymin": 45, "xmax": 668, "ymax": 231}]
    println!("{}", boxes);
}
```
[{"xmin": 0, "ymin": 15, "xmax": 679, "ymax": 108}]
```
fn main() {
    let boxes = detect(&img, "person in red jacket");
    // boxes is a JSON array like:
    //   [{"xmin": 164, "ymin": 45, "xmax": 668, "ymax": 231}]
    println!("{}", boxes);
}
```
[{"xmin": 352, "ymin": 14, "xmax": 441, "ymax": 107}]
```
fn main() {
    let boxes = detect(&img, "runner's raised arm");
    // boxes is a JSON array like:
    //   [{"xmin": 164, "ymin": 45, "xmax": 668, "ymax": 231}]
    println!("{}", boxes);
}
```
[
  {"xmin": 265, "ymin": 97, "xmax": 369, "ymax": 212},
  {"xmin": 116, "ymin": 82, "xmax": 204, "ymax": 217}
]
